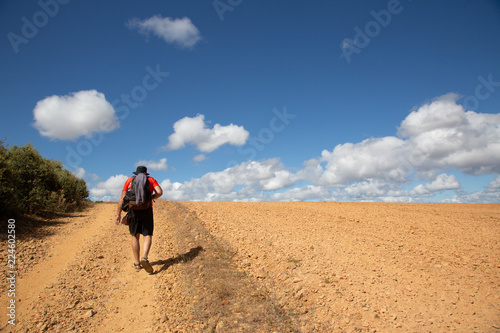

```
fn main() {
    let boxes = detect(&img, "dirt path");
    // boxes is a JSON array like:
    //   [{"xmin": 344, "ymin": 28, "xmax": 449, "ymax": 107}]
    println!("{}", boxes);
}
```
[
  {"xmin": 1, "ymin": 201, "xmax": 499, "ymax": 332},
  {"xmin": 0, "ymin": 203, "xmax": 160, "ymax": 332},
  {"xmin": 0, "ymin": 203, "xmax": 153, "ymax": 332},
  {"xmin": 1, "ymin": 202, "xmax": 293, "ymax": 332}
]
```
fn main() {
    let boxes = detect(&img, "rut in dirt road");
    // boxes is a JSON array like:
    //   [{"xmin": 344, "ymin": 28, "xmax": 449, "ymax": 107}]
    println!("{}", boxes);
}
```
[{"xmin": 1, "ymin": 202, "xmax": 297, "ymax": 333}]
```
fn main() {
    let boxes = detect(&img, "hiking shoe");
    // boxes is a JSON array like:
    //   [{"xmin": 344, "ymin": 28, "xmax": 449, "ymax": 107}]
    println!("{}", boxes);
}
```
[
  {"xmin": 132, "ymin": 262, "xmax": 142, "ymax": 272},
  {"xmin": 140, "ymin": 257, "xmax": 154, "ymax": 274}
]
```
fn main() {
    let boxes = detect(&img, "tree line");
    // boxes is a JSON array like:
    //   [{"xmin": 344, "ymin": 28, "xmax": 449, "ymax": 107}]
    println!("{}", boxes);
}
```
[{"xmin": 0, "ymin": 140, "xmax": 89, "ymax": 218}]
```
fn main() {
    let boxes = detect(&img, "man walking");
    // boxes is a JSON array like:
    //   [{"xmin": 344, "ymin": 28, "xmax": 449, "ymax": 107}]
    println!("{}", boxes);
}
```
[{"xmin": 116, "ymin": 166, "xmax": 163, "ymax": 273}]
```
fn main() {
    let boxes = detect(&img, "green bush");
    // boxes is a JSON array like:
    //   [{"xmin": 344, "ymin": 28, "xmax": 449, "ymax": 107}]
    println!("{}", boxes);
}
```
[{"xmin": 0, "ymin": 140, "xmax": 89, "ymax": 218}]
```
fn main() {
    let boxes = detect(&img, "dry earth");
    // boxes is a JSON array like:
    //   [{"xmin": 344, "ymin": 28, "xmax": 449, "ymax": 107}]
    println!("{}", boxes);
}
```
[{"xmin": 0, "ymin": 201, "xmax": 499, "ymax": 332}]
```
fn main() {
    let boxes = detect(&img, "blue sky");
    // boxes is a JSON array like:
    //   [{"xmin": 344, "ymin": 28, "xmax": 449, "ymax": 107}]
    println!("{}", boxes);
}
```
[{"xmin": 1, "ymin": 0, "xmax": 499, "ymax": 203}]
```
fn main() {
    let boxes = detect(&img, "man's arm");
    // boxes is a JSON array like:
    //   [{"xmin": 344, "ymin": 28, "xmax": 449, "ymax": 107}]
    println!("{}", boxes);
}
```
[
  {"xmin": 152, "ymin": 185, "xmax": 163, "ymax": 200},
  {"xmin": 115, "ymin": 190, "xmax": 127, "ymax": 225}
]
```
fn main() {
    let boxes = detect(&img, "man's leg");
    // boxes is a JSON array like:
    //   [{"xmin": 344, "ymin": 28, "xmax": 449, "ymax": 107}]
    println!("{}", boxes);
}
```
[
  {"xmin": 139, "ymin": 208, "xmax": 154, "ymax": 273},
  {"xmin": 142, "ymin": 235, "xmax": 152, "ymax": 259},
  {"xmin": 131, "ymin": 233, "xmax": 141, "ymax": 264},
  {"xmin": 140, "ymin": 235, "xmax": 154, "ymax": 273}
]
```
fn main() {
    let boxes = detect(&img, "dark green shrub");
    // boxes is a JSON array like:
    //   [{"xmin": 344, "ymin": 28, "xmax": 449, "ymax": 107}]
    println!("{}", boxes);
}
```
[{"xmin": 0, "ymin": 140, "xmax": 89, "ymax": 218}]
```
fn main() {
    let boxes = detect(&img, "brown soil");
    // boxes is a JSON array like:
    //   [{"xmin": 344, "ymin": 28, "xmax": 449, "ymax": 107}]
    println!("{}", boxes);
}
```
[{"xmin": 1, "ymin": 201, "xmax": 499, "ymax": 332}]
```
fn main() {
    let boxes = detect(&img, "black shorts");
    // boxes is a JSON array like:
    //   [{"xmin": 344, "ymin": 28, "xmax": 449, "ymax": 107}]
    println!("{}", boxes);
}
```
[{"xmin": 128, "ymin": 206, "xmax": 154, "ymax": 236}]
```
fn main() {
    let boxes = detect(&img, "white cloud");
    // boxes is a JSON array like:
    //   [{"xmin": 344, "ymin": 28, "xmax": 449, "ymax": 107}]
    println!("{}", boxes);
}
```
[
  {"xmin": 89, "ymin": 174, "xmax": 129, "ymax": 201},
  {"xmin": 72, "ymin": 167, "xmax": 86, "ymax": 179},
  {"xmin": 424, "ymin": 173, "xmax": 460, "ymax": 191},
  {"xmin": 444, "ymin": 186, "xmax": 500, "ymax": 204},
  {"xmin": 159, "ymin": 179, "xmax": 186, "ymax": 201},
  {"xmin": 400, "ymin": 93, "xmax": 500, "ymax": 175},
  {"xmin": 343, "ymin": 179, "xmax": 410, "ymax": 202},
  {"xmin": 488, "ymin": 176, "xmax": 500, "ymax": 189},
  {"xmin": 33, "ymin": 90, "xmax": 119, "ymax": 140},
  {"xmin": 193, "ymin": 154, "xmax": 207, "ymax": 162},
  {"xmin": 314, "ymin": 136, "xmax": 408, "ymax": 185},
  {"xmin": 260, "ymin": 170, "xmax": 295, "ymax": 191},
  {"xmin": 155, "ymin": 159, "xmax": 294, "ymax": 201},
  {"xmin": 269, "ymin": 185, "xmax": 334, "ymax": 202},
  {"xmin": 410, "ymin": 174, "xmax": 460, "ymax": 197},
  {"xmin": 344, "ymin": 179, "xmax": 387, "ymax": 198},
  {"xmin": 398, "ymin": 93, "xmax": 467, "ymax": 138},
  {"xmin": 70, "ymin": 167, "xmax": 101, "ymax": 181},
  {"xmin": 302, "ymin": 93, "xmax": 499, "ymax": 189},
  {"xmin": 409, "ymin": 184, "xmax": 431, "ymax": 197},
  {"xmin": 163, "ymin": 114, "xmax": 249, "ymax": 153},
  {"xmin": 88, "ymin": 174, "xmax": 102, "ymax": 182},
  {"xmin": 128, "ymin": 15, "xmax": 202, "ymax": 49},
  {"xmin": 135, "ymin": 158, "xmax": 168, "ymax": 171},
  {"xmin": 88, "ymin": 94, "xmax": 499, "ymax": 203}
]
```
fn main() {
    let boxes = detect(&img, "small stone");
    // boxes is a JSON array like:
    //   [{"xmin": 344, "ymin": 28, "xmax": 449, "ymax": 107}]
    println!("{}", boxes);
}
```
[
  {"xmin": 295, "ymin": 289, "xmax": 306, "ymax": 300},
  {"xmin": 85, "ymin": 310, "xmax": 95, "ymax": 318},
  {"xmin": 215, "ymin": 320, "xmax": 225, "ymax": 332}
]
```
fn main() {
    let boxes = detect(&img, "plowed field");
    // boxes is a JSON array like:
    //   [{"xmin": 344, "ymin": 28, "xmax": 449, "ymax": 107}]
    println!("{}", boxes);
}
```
[{"xmin": 1, "ymin": 201, "xmax": 499, "ymax": 332}]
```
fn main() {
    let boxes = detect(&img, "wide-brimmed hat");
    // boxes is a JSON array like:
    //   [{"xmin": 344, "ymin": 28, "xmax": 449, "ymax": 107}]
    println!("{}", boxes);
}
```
[{"xmin": 133, "ymin": 166, "xmax": 149, "ymax": 175}]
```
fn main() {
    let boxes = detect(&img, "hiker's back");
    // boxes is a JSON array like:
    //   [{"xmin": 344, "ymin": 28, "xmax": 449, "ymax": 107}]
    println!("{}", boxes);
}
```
[{"xmin": 124, "ymin": 174, "xmax": 151, "ymax": 210}]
